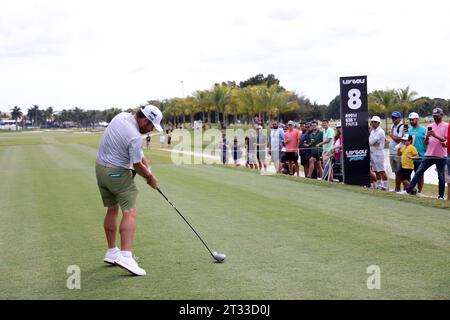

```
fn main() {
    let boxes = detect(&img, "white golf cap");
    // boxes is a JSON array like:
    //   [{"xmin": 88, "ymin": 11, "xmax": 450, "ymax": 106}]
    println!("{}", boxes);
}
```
[
  {"xmin": 370, "ymin": 116, "xmax": 381, "ymax": 123},
  {"xmin": 336, "ymin": 121, "xmax": 342, "ymax": 128},
  {"xmin": 288, "ymin": 120, "xmax": 294, "ymax": 125},
  {"xmin": 401, "ymin": 134, "xmax": 409, "ymax": 141},
  {"xmin": 408, "ymin": 112, "xmax": 419, "ymax": 119},
  {"xmin": 142, "ymin": 105, "xmax": 163, "ymax": 132}
]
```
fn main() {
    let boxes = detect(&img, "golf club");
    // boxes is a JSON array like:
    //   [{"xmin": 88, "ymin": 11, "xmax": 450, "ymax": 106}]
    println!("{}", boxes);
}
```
[{"xmin": 156, "ymin": 187, "xmax": 226, "ymax": 263}]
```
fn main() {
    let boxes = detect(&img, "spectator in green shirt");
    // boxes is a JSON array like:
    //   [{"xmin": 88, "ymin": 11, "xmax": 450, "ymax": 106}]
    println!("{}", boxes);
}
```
[
  {"xmin": 316, "ymin": 119, "xmax": 335, "ymax": 167},
  {"xmin": 306, "ymin": 121, "xmax": 324, "ymax": 178}
]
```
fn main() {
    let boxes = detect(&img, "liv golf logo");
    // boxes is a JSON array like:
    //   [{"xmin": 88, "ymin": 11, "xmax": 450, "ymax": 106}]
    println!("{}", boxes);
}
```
[
  {"xmin": 342, "ymin": 78, "xmax": 366, "ymax": 110},
  {"xmin": 345, "ymin": 149, "xmax": 368, "ymax": 162}
]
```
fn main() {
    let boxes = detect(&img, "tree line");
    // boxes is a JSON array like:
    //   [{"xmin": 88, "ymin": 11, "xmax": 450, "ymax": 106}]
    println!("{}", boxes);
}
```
[
  {"xmin": 6, "ymin": 105, "xmax": 124, "ymax": 129},
  {"xmin": 3, "ymin": 74, "xmax": 449, "ymax": 129}
]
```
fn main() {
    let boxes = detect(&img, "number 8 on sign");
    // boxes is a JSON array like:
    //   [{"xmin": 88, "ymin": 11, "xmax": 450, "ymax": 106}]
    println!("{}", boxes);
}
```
[{"xmin": 347, "ymin": 88, "xmax": 362, "ymax": 110}]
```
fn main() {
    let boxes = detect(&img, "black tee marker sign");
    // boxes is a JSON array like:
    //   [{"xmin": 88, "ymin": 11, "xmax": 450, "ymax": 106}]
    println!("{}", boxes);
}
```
[{"xmin": 339, "ymin": 76, "xmax": 371, "ymax": 187}]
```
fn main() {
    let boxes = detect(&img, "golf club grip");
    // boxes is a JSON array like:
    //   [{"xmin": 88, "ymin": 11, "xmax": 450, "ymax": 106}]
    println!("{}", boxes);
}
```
[{"xmin": 156, "ymin": 187, "xmax": 214, "ymax": 257}]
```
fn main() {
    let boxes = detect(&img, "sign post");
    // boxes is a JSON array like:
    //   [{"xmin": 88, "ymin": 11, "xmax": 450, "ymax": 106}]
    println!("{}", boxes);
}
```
[{"xmin": 339, "ymin": 76, "xmax": 371, "ymax": 187}]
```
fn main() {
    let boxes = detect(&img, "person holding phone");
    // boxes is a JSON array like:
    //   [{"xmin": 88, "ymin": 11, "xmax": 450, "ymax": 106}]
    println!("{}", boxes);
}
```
[
  {"xmin": 446, "ymin": 122, "xmax": 450, "ymax": 201},
  {"xmin": 403, "ymin": 108, "xmax": 448, "ymax": 199},
  {"xmin": 407, "ymin": 112, "xmax": 427, "ymax": 195}
]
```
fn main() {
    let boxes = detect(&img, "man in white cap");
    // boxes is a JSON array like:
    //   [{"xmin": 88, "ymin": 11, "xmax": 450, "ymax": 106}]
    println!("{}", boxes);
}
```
[
  {"xmin": 369, "ymin": 116, "xmax": 388, "ymax": 190},
  {"xmin": 407, "ymin": 112, "xmax": 427, "ymax": 194},
  {"xmin": 95, "ymin": 104, "xmax": 163, "ymax": 276}
]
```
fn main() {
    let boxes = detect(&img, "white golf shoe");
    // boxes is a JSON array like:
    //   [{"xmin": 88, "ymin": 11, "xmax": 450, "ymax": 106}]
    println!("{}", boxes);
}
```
[
  {"xmin": 104, "ymin": 247, "xmax": 120, "ymax": 265},
  {"xmin": 114, "ymin": 253, "xmax": 146, "ymax": 276}
]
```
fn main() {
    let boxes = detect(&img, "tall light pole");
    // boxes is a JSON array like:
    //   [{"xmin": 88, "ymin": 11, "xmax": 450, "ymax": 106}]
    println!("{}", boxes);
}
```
[{"xmin": 180, "ymin": 80, "xmax": 185, "ymax": 98}]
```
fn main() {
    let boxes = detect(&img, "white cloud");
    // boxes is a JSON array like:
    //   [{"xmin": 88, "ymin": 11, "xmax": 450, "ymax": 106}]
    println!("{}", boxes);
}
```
[{"xmin": 1, "ymin": 0, "xmax": 449, "ymax": 111}]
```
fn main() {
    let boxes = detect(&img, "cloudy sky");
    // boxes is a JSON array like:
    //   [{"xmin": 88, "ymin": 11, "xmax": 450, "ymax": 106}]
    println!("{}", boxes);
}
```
[{"xmin": 1, "ymin": 0, "xmax": 450, "ymax": 112}]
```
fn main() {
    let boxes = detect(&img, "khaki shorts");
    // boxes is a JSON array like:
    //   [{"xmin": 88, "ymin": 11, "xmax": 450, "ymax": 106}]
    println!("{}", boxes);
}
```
[
  {"xmin": 390, "ymin": 155, "xmax": 402, "ymax": 174},
  {"xmin": 95, "ymin": 163, "xmax": 138, "ymax": 211},
  {"xmin": 322, "ymin": 151, "xmax": 331, "ymax": 165}
]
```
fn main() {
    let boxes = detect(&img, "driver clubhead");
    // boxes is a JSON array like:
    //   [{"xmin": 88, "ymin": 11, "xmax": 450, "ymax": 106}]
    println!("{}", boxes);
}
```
[{"xmin": 212, "ymin": 251, "xmax": 226, "ymax": 263}]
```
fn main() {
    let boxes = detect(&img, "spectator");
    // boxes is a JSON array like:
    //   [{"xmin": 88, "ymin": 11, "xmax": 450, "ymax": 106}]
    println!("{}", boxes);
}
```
[
  {"xmin": 369, "ymin": 116, "xmax": 388, "ymax": 190},
  {"xmin": 404, "ymin": 108, "xmax": 448, "ymax": 199},
  {"xmin": 245, "ymin": 134, "xmax": 258, "ymax": 169},
  {"xmin": 306, "ymin": 121, "xmax": 323, "ymax": 178},
  {"xmin": 269, "ymin": 121, "xmax": 285, "ymax": 173},
  {"xmin": 256, "ymin": 125, "xmax": 267, "ymax": 171},
  {"xmin": 145, "ymin": 133, "xmax": 151, "ymax": 150},
  {"xmin": 284, "ymin": 120, "xmax": 301, "ymax": 175},
  {"xmin": 232, "ymin": 137, "xmax": 241, "ymax": 166},
  {"xmin": 388, "ymin": 111, "xmax": 405, "ymax": 192},
  {"xmin": 397, "ymin": 134, "xmax": 419, "ymax": 192},
  {"xmin": 167, "ymin": 129, "xmax": 172, "ymax": 145},
  {"xmin": 220, "ymin": 133, "xmax": 229, "ymax": 165},
  {"xmin": 280, "ymin": 145, "xmax": 290, "ymax": 174},
  {"xmin": 316, "ymin": 119, "xmax": 335, "ymax": 169},
  {"xmin": 447, "ymin": 122, "xmax": 450, "ymax": 201},
  {"xmin": 329, "ymin": 122, "xmax": 343, "ymax": 182},
  {"xmin": 299, "ymin": 122, "xmax": 311, "ymax": 177},
  {"xmin": 407, "ymin": 112, "xmax": 427, "ymax": 195},
  {"xmin": 299, "ymin": 121, "xmax": 306, "ymax": 133},
  {"xmin": 160, "ymin": 132, "xmax": 165, "ymax": 147}
]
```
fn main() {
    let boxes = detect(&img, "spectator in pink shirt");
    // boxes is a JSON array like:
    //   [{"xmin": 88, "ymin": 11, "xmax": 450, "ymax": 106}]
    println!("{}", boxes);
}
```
[
  {"xmin": 284, "ymin": 120, "xmax": 301, "ymax": 175},
  {"xmin": 403, "ymin": 108, "xmax": 448, "ymax": 199},
  {"xmin": 446, "ymin": 121, "xmax": 450, "ymax": 201}
]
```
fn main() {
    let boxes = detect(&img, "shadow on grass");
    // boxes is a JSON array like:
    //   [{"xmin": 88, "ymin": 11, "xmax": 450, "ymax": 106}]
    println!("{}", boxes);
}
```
[{"xmin": 215, "ymin": 164, "xmax": 450, "ymax": 210}]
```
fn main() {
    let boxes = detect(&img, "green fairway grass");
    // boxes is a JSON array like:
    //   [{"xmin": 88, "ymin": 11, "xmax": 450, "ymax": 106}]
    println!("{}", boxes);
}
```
[{"xmin": 0, "ymin": 131, "xmax": 449, "ymax": 299}]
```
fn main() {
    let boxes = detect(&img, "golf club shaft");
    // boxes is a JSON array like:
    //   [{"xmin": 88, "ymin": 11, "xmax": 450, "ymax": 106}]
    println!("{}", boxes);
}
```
[{"xmin": 156, "ymin": 187, "xmax": 214, "ymax": 257}]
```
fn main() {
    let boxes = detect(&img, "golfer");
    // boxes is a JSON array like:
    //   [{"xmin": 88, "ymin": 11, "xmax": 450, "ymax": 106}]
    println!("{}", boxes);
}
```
[{"xmin": 95, "ymin": 105, "xmax": 163, "ymax": 276}]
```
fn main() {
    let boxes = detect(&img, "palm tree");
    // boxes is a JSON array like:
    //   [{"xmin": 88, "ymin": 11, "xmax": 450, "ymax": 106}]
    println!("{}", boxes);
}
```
[
  {"xmin": 10, "ymin": 106, "xmax": 22, "ymax": 131},
  {"xmin": 251, "ymin": 84, "xmax": 298, "ymax": 124},
  {"xmin": 163, "ymin": 98, "xmax": 184, "ymax": 127},
  {"xmin": 181, "ymin": 96, "xmax": 197, "ymax": 129},
  {"xmin": 268, "ymin": 90, "xmax": 298, "ymax": 121},
  {"xmin": 193, "ymin": 90, "xmax": 212, "ymax": 127},
  {"xmin": 42, "ymin": 107, "xmax": 54, "ymax": 128},
  {"xmin": 369, "ymin": 89, "xmax": 398, "ymax": 131},
  {"xmin": 210, "ymin": 84, "xmax": 231, "ymax": 128},
  {"xmin": 227, "ymin": 88, "xmax": 243, "ymax": 125},
  {"xmin": 72, "ymin": 107, "xmax": 85, "ymax": 128},
  {"xmin": 27, "ymin": 105, "xmax": 41, "ymax": 127},
  {"xmin": 236, "ymin": 86, "xmax": 257, "ymax": 124},
  {"xmin": 395, "ymin": 86, "xmax": 418, "ymax": 120}
]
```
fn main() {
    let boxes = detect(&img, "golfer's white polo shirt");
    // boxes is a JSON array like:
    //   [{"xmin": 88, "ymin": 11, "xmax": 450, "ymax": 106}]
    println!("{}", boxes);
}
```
[{"xmin": 96, "ymin": 112, "xmax": 143, "ymax": 169}]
